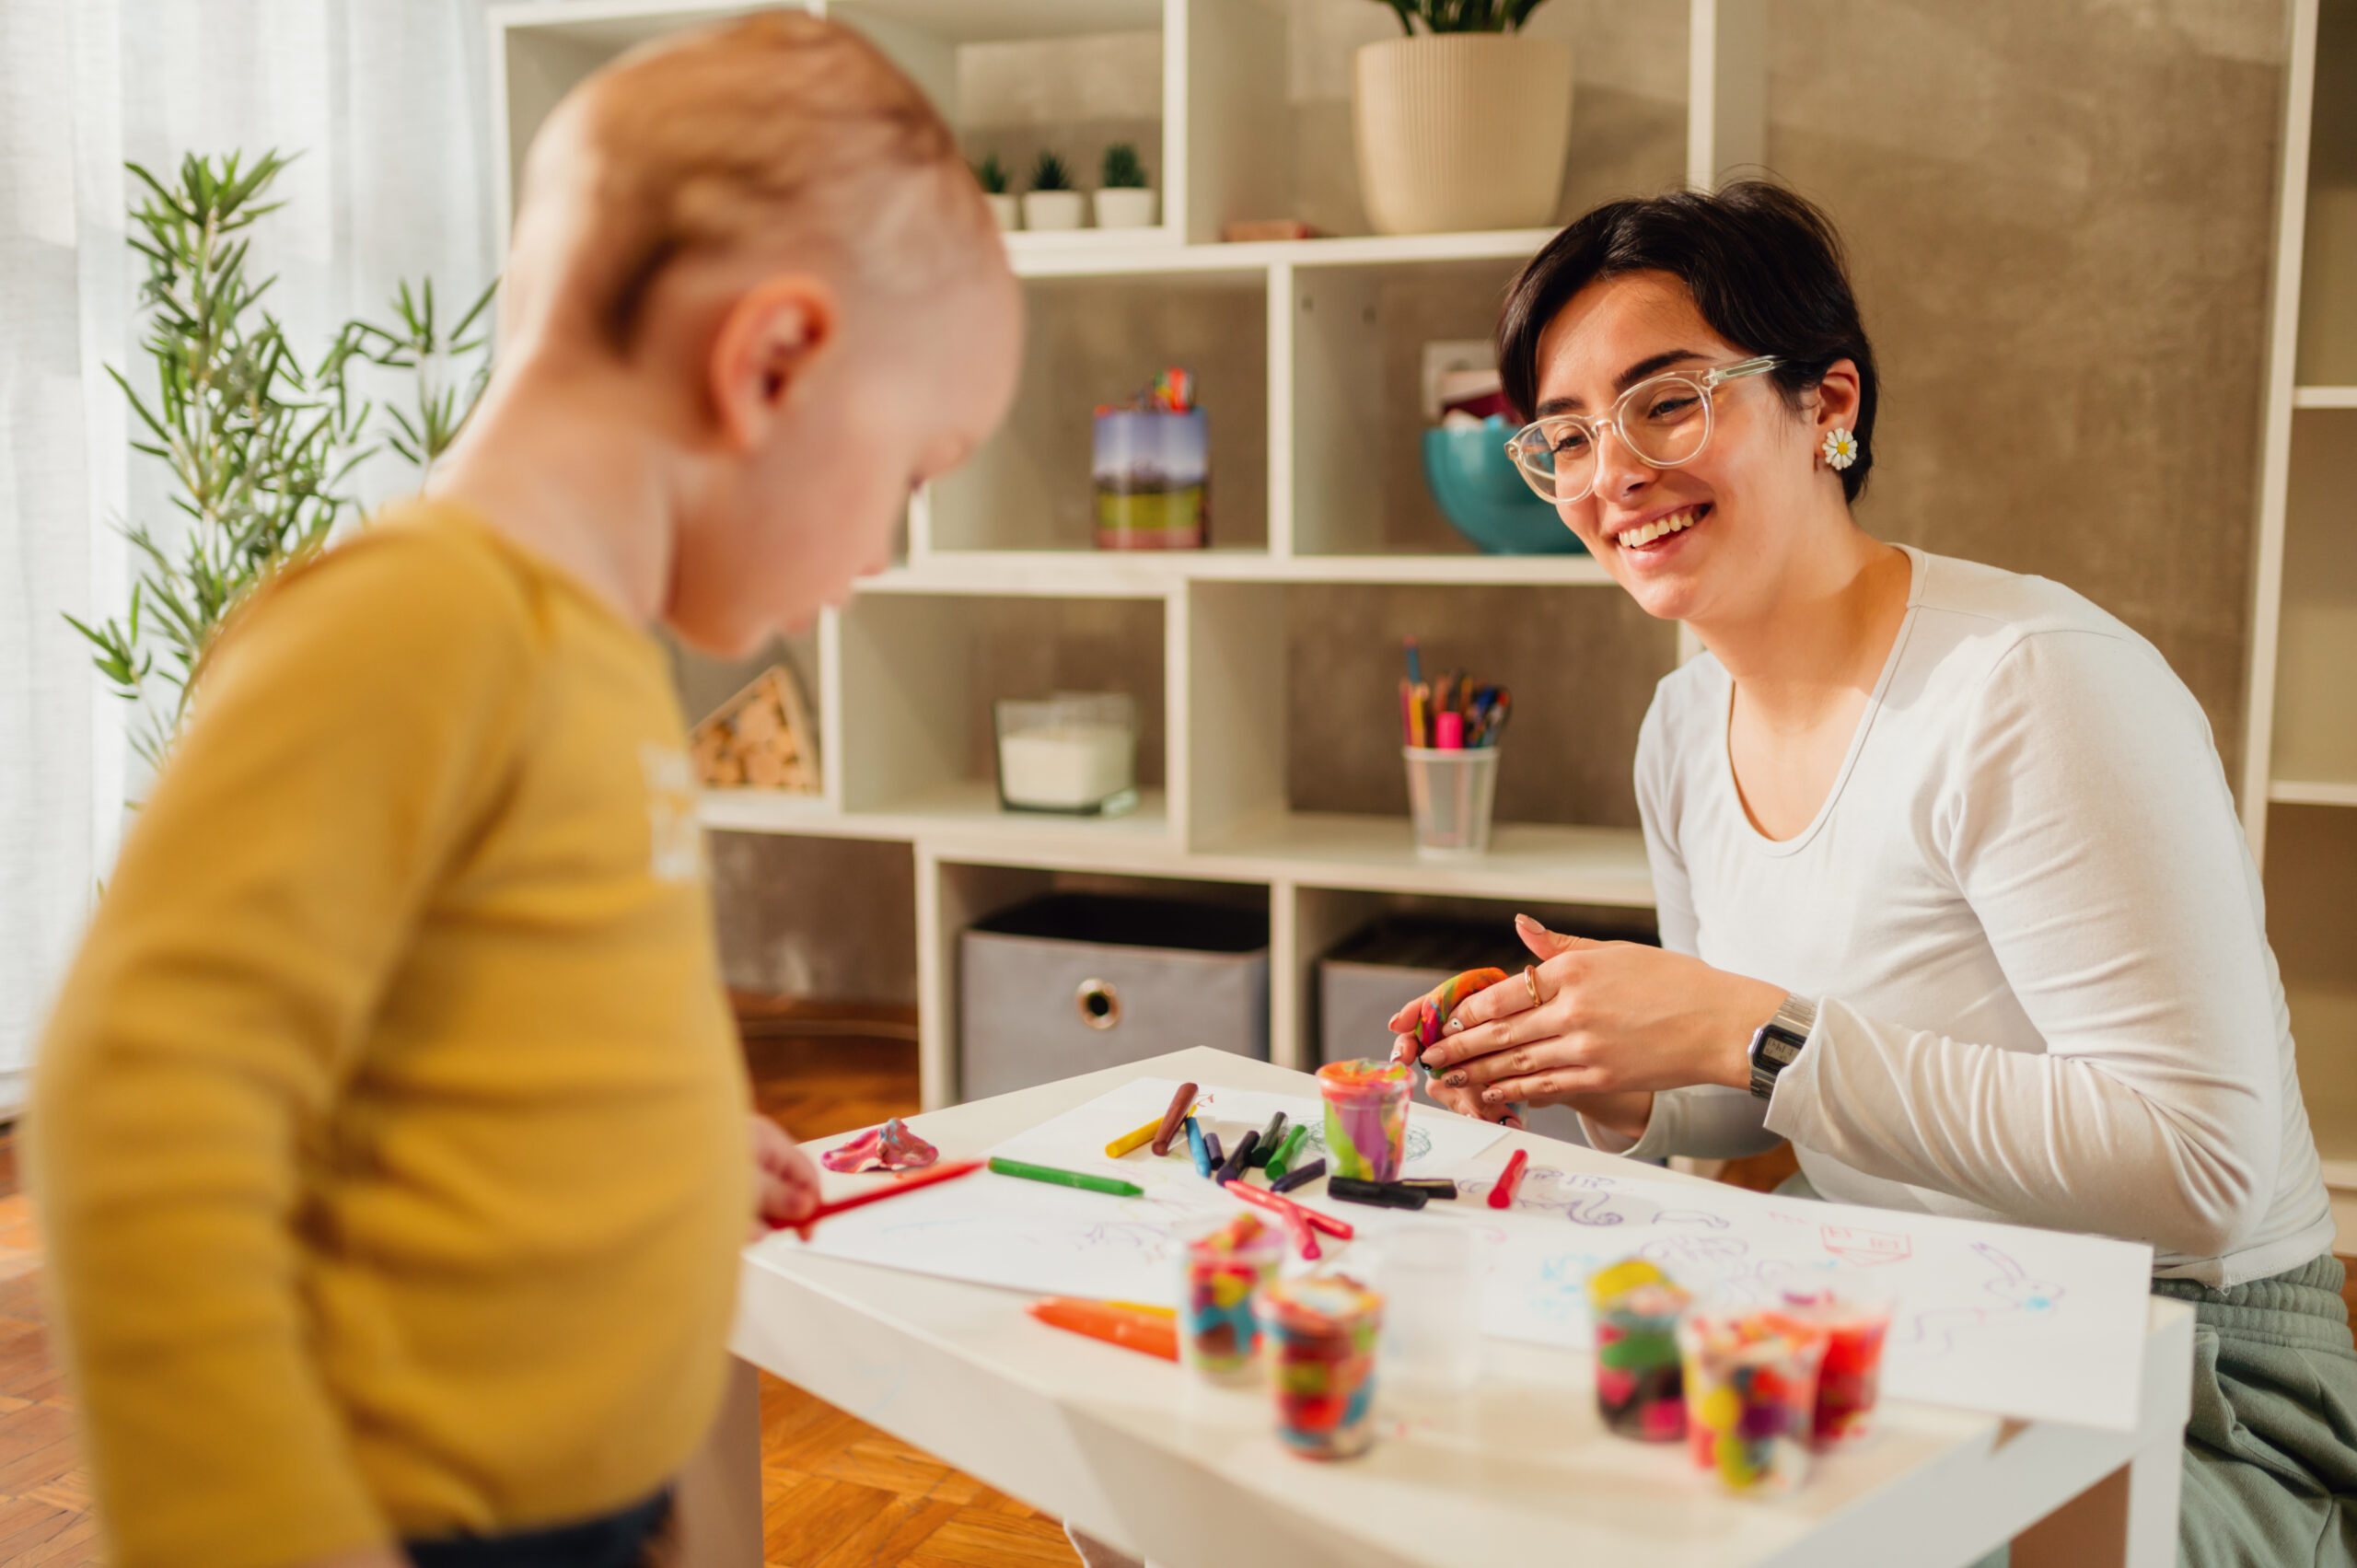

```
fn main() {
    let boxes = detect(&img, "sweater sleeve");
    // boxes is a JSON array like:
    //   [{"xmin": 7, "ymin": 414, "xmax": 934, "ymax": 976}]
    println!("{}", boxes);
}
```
[
  {"xmin": 1581, "ymin": 687, "xmax": 1782, "ymax": 1162},
  {"xmin": 29, "ymin": 529, "xmax": 538, "ymax": 1568},
  {"xmin": 1762, "ymin": 630, "xmax": 2280, "ymax": 1260}
]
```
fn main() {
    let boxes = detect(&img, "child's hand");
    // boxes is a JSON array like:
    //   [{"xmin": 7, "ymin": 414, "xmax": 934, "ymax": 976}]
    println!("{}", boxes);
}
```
[{"xmin": 749, "ymin": 1115, "xmax": 821, "ymax": 1240}]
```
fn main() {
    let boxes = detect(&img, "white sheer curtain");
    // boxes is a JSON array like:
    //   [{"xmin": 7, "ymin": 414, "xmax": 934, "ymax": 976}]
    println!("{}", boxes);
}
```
[{"xmin": 0, "ymin": 0, "xmax": 502, "ymax": 1112}]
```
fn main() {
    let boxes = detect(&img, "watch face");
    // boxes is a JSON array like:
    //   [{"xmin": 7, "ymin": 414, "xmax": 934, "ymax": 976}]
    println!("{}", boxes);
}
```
[{"xmin": 1761, "ymin": 1033, "xmax": 1804, "ymax": 1066}]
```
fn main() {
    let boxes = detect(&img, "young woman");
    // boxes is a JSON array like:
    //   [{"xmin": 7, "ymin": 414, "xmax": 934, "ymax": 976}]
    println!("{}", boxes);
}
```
[{"xmin": 1397, "ymin": 182, "xmax": 2356, "ymax": 1564}]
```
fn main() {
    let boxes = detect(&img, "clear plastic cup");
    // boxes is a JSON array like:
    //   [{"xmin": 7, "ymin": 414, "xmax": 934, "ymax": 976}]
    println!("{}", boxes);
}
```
[
  {"xmin": 1173, "ymin": 1212, "xmax": 1285, "ymax": 1380},
  {"xmin": 1263, "ymin": 1273, "xmax": 1384, "ymax": 1460},
  {"xmin": 1375, "ymin": 1222, "xmax": 1481, "ymax": 1399},
  {"xmin": 1316, "ymin": 1059, "xmax": 1411, "ymax": 1182},
  {"xmin": 1678, "ymin": 1299, "xmax": 1829, "ymax": 1493},
  {"xmin": 1587, "ymin": 1258, "xmax": 1689, "ymax": 1443},
  {"xmin": 1773, "ymin": 1273, "xmax": 1896, "ymax": 1446},
  {"xmin": 1403, "ymin": 746, "xmax": 1500, "ymax": 859}
]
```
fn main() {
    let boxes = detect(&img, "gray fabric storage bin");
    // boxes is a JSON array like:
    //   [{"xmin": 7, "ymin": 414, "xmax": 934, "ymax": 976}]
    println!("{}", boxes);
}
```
[
  {"xmin": 961, "ymin": 893, "xmax": 1269, "ymax": 1100},
  {"xmin": 1318, "ymin": 916, "xmax": 1652, "ymax": 1150}
]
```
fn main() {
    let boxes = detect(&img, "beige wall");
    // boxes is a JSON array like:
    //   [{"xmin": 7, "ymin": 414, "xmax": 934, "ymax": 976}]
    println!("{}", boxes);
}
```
[{"xmin": 1765, "ymin": 0, "xmax": 2287, "ymax": 777}]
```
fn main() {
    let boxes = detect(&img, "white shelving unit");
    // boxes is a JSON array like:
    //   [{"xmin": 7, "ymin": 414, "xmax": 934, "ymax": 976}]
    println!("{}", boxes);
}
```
[
  {"xmin": 489, "ymin": 0, "xmax": 1763, "ymax": 1109},
  {"xmin": 2239, "ymin": 0, "xmax": 2357, "ymax": 1237}
]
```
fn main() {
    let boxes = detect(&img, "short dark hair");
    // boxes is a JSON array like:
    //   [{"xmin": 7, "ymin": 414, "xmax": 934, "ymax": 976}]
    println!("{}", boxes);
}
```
[{"xmin": 1496, "ymin": 180, "xmax": 1878, "ymax": 503}]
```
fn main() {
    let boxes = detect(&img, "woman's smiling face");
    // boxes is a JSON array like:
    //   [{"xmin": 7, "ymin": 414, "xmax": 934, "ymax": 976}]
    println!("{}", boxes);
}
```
[{"xmin": 1530, "ymin": 269, "xmax": 1843, "ymax": 627}]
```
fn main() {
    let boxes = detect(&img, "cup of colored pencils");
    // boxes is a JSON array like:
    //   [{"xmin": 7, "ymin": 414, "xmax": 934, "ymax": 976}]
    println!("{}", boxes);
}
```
[{"xmin": 1398, "ymin": 640, "xmax": 1508, "ymax": 860}]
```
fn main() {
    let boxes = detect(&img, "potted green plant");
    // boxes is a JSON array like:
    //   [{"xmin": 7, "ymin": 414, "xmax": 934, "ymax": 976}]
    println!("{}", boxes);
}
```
[
  {"xmin": 973, "ymin": 153, "xmax": 1019, "ymax": 232},
  {"xmin": 1021, "ymin": 149, "xmax": 1086, "ymax": 232},
  {"xmin": 1353, "ymin": 0, "xmax": 1572, "ymax": 235},
  {"xmin": 1093, "ymin": 143, "xmax": 1157, "ymax": 231}
]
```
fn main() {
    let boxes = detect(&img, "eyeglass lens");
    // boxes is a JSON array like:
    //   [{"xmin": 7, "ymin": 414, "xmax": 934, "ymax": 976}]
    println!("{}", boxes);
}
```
[{"xmin": 1523, "ymin": 377, "xmax": 1713, "ymax": 501}]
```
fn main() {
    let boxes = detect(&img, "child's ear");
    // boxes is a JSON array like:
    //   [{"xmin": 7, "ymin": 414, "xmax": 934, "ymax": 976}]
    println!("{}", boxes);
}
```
[{"xmin": 708, "ymin": 273, "xmax": 838, "ymax": 449}]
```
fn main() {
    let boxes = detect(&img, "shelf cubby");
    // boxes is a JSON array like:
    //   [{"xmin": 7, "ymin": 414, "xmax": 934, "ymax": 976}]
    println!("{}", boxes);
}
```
[
  {"xmin": 2269, "ymin": 409, "xmax": 2357, "ymax": 793},
  {"xmin": 1286, "ymin": 254, "xmax": 1536, "ymax": 558},
  {"xmin": 2297, "ymin": 0, "xmax": 2357, "ymax": 386},
  {"xmin": 834, "ymin": 590, "xmax": 1173, "ymax": 835},
  {"xmin": 2265, "ymin": 805, "xmax": 2357, "ymax": 1167},
  {"xmin": 921, "ymin": 270, "xmax": 1269, "ymax": 554},
  {"xmin": 1183, "ymin": 578, "xmax": 1672, "ymax": 905}
]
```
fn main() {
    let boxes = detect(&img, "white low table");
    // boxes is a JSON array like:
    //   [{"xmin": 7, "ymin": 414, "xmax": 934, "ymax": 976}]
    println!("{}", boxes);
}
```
[{"xmin": 701, "ymin": 1047, "xmax": 2193, "ymax": 1568}]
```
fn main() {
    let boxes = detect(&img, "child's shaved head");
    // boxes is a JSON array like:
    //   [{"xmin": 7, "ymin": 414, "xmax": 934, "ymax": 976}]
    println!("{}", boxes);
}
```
[{"xmin": 511, "ymin": 11, "xmax": 993, "ymax": 355}]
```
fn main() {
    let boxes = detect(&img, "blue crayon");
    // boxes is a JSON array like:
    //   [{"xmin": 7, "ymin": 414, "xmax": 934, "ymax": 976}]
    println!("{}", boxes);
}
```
[{"xmin": 1185, "ymin": 1115, "xmax": 1211, "ymax": 1178}]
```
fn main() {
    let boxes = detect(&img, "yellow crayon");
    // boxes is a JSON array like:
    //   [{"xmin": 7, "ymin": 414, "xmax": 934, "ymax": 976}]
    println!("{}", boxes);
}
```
[{"xmin": 1104, "ymin": 1105, "xmax": 1199, "ymax": 1158}]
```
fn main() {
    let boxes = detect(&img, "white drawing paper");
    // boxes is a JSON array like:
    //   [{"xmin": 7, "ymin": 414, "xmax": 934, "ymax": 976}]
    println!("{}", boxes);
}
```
[
  {"xmin": 1425, "ymin": 1159, "xmax": 2154, "ymax": 1432},
  {"xmin": 774, "ymin": 1076, "xmax": 1503, "ymax": 1306}
]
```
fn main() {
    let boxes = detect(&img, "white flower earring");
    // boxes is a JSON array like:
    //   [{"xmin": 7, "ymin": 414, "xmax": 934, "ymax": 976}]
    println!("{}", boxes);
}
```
[{"xmin": 1821, "ymin": 427, "xmax": 1860, "ymax": 470}]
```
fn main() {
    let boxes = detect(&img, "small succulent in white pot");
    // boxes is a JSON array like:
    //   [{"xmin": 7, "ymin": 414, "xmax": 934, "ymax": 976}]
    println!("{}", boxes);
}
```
[
  {"xmin": 1021, "ymin": 151, "xmax": 1086, "ymax": 231},
  {"xmin": 973, "ymin": 153, "xmax": 1019, "ymax": 231},
  {"xmin": 1092, "ymin": 143, "xmax": 1158, "ymax": 230}
]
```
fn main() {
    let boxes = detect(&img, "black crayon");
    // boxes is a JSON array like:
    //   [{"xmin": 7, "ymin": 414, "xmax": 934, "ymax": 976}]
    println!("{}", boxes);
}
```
[
  {"xmin": 1327, "ymin": 1177, "xmax": 1430, "ymax": 1211},
  {"xmin": 1202, "ymin": 1131, "xmax": 1225, "ymax": 1170},
  {"xmin": 1396, "ymin": 1179, "xmax": 1459, "ymax": 1201},
  {"xmin": 1214, "ymin": 1130, "xmax": 1260, "ymax": 1186},
  {"xmin": 1251, "ymin": 1112, "xmax": 1287, "ymax": 1167},
  {"xmin": 1269, "ymin": 1159, "xmax": 1326, "ymax": 1195}
]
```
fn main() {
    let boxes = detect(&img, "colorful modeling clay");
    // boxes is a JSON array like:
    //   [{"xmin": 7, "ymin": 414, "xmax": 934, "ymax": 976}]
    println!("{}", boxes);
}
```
[
  {"xmin": 1264, "ymin": 1273, "xmax": 1384, "ymax": 1460},
  {"xmin": 1587, "ymin": 1258, "xmax": 1689, "ymax": 1443},
  {"xmin": 820, "ymin": 1117, "xmax": 939, "ymax": 1173},
  {"xmin": 1408, "ymin": 967, "xmax": 1510, "ymax": 1050},
  {"xmin": 1176, "ymin": 1212, "xmax": 1285, "ymax": 1377},
  {"xmin": 1149, "ymin": 1081, "xmax": 1200, "ymax": 1156},
  {"xmin": 1679, "ymin": 1304, "xmax": 1829, "ymax": 1492},
  {"xmin": 1317, "ymin": 1059, "xmax": 1412, "ymax": 1182},
  {"xmin": 1776, "ymin": 1281, "xmax": 1893, "ymax": 1446}
]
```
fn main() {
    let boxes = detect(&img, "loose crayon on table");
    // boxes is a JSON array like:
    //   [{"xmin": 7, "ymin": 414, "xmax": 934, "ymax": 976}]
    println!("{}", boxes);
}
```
[
  {"xmin": 987, "ymin": 1156, "xmax": 1143, "ymax": 1198},
  {"xmin": 1270, "ymin": 1157, "xmax": 1325, "ymax": 1194},
  {"xmin": 1103, "ymin": 1114, "xmax": 1167, "ymax": 1159},
  {"xmin": 1219, "ymin": 1179, "xmax": 1323, "ymax": 1260},
  {"xmin": 1264, "ymin": 1123, "xmax": 1310, "ymax": 1179},
  {"xmin": 1214, "ymin": 1129, "xmax": 1260, "ymax": 1186},
  {"xmin": 1396, "ymin": 1178, "xmax": 1458, "ymax": 1201},
  {"xmin": 1027, "ymin": 1297, "xmax": 1178, "ymax": 1362},
  {"xmin": 1202, "ymin": 1131, "xmax": 1225, "ymax": 1169},
  {"xmin": 1149, "ymin": 1081, "xmax": 1200, "ymax": 1156},
  {"xmin": 1327, "ymin": 1176, "xmax": 1429, "ymax": 1210},
  {"xmin": 1253, "ymin": 1112, "xmax": 1287, "ymax": 1167},
  {"xmin": 798, "ymin": 1159, "xmax": 984, "ymax": 1228},
  {"xmin": 1487, "ymin": 1147, "xmax": 1530, "ymax": 1210},
  {"xmin": 1185, "ymin": 1115, "xmax": 1211, "ymax": 1177}
]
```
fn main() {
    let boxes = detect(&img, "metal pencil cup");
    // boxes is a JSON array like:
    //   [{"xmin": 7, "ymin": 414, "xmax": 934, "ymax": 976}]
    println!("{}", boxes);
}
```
[{"xmin": 1402, "ymin": 747, "xmax": 1500, "ymax": 859}]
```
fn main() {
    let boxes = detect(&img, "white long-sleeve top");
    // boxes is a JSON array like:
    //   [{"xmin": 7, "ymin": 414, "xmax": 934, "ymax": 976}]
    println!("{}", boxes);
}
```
[{"xmin": 1586, "ymin": 546, "xmax": 2334, "ymax": 1286}]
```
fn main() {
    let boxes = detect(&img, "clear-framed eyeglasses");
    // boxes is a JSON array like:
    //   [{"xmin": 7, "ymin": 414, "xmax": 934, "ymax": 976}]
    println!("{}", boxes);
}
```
[{"xmin": 1504, "ymin": 355, "xmax": 1782, "ymax": 505}]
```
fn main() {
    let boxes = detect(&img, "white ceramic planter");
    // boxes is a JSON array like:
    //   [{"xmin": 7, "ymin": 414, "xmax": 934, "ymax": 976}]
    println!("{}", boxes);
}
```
[
  {"xmin": 1021, "ymin": 191, "xmax": 1087, "ymax": 231},
  {"xmin": 983, "ymin": 193, "xmax": 1021, "ymax": 231},
  {"xmin": 1353, "ymin": 34, "xmax": 1574, "ymax": 236},
  {"xmin": 1092, "ymin": 187, "xmax": 1159, "ymax": 229}
]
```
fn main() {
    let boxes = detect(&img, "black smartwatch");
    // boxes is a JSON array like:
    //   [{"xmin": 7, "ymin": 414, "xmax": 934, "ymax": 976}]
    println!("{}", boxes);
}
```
[{"xmin": 1747, "ymin": 994, "xmax": 1818, "ymax": 1099}]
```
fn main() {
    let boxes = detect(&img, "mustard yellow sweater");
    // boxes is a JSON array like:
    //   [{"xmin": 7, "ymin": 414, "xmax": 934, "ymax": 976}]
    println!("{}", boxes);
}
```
[{"xmin": 31, "ymin": 504, "xmax": 749, "ymax": 1568}]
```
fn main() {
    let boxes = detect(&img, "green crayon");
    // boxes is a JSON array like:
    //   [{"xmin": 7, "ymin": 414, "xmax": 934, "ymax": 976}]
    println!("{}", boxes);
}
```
[{"xmin": 986, "ymin": 1156, "xmax": 1143, "ymax": 1197}]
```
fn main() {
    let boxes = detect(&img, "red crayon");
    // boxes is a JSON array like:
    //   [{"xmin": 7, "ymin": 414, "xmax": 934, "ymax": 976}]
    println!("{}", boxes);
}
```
[
  {"xmin": 1223, "ymin": 1179, "xmax": 1321, "ymax": 1260},
  {"xmin": 1225, "ymin": 1176, "xmax": 1353, "ymax": 1241},
  {"xmin": 1487, "ymin": 1147, "xmax": 1529, "ymax": 1210},
  {"xmin": 799, "ymin": 1159, "xmax": 983, "ymax": 1228}
]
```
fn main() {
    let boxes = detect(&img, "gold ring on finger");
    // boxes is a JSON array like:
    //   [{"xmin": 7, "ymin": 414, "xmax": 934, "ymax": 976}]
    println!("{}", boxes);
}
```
[{"xmin": 1524, "ymin": 964, "xmax": 1543, "ymax": 1006}]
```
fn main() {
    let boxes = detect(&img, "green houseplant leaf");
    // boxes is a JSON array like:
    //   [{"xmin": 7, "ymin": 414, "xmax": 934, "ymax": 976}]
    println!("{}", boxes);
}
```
[
  {"xmin": 1364, "ymin": 0, "xmax": 1552, "ymax": 33},
  {"xmin": 1100, "ymin": 143, "xmax": 1148, "ymax": 190},
  {"xmin": 1029, "ymin": 150, "xmax": 1073, "ymax": 192}
]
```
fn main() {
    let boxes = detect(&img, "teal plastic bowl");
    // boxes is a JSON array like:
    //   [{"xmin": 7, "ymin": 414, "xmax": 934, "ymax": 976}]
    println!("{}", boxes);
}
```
[{"xmin": 1421, "ymin": 418, "xmax": 1585, "ymax": 556}]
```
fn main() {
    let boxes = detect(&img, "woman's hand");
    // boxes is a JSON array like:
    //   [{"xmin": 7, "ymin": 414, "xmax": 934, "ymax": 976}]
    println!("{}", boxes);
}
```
[
  {"xmin": 1393, "ymin": 916, "xmax": 1786, "ymax": 1138},
  {"xmin": 749, "ymin": 1114, "xmax": 822, "ymax": 1240}
]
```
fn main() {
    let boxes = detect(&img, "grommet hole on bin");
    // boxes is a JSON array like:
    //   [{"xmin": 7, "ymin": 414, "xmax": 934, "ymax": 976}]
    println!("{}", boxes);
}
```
[{"xmin": 1075, "ymin": 978, "xmax": 1121, "ymax": 1031}]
